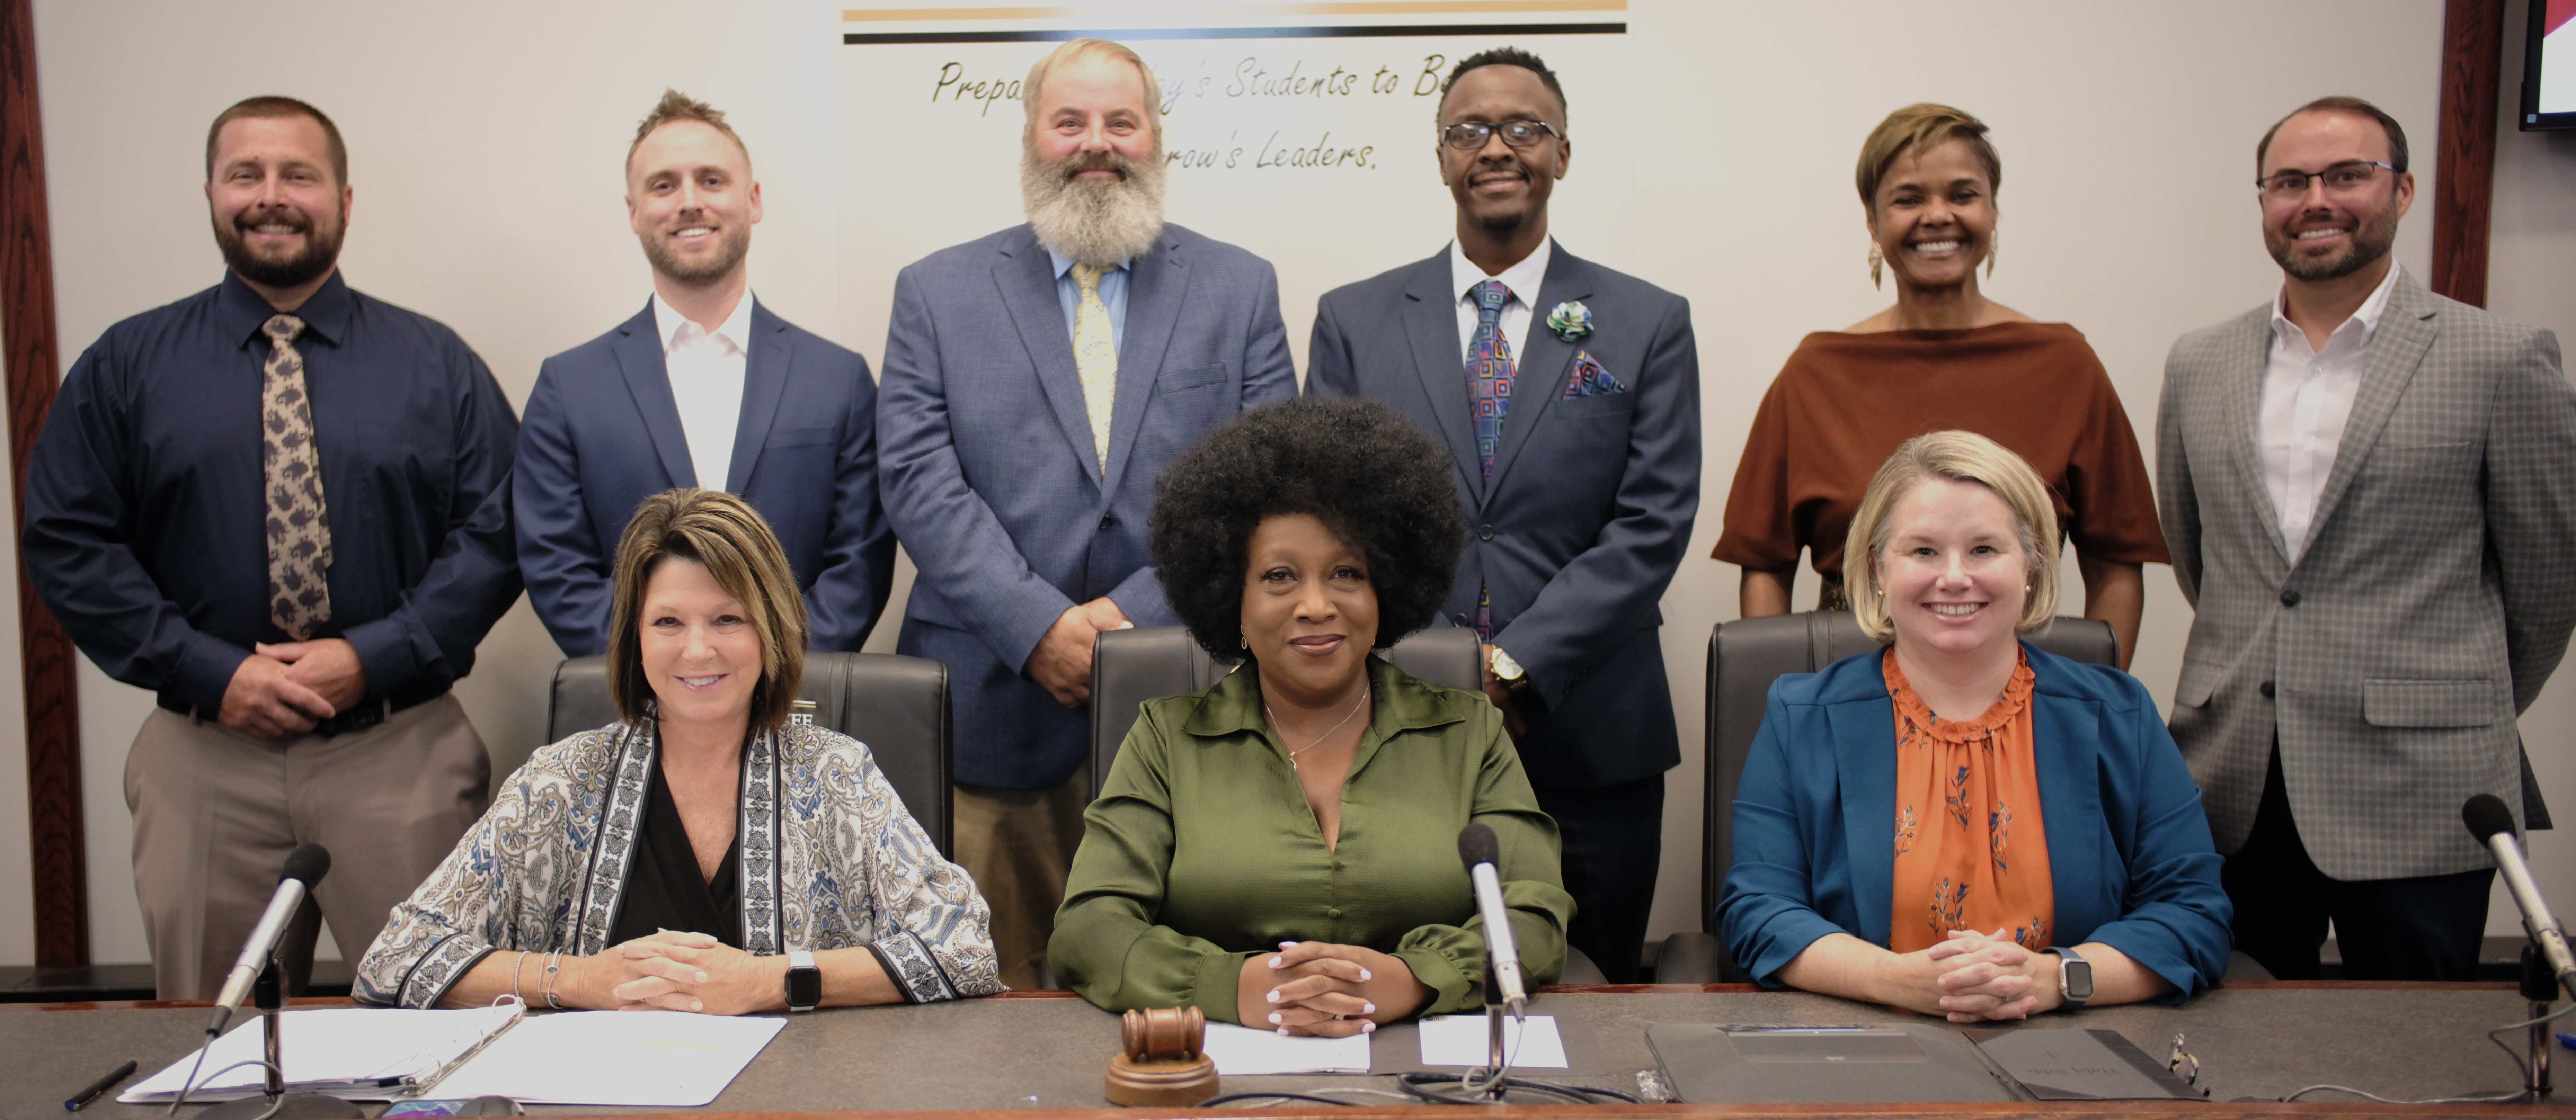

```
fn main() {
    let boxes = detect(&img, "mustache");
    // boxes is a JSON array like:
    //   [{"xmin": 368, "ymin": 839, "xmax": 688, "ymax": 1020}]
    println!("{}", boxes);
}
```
[
  {"xmin": 234, "ymin": 207, "xmax": 314, "ymax": 234},
  {"xmin": 1055, "ymin": 150, "xmax": 1132, "ymax": 181}
]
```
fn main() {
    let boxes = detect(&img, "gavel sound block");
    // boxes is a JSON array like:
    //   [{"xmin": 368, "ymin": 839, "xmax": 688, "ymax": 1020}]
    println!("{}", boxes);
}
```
[{"xmin": 1105, "ymin": 1006, "xmax": 1220, "ymax": 1106}]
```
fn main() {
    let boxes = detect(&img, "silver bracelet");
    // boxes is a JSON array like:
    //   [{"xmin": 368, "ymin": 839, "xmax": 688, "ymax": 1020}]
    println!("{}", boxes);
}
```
[
  {"xmin": 542, "ymin": 950, "xmax": 565, "ymax": 1009},
  {"xmin": 509, "ymin": 951, "xmax": 531, "ymax": 1005}
]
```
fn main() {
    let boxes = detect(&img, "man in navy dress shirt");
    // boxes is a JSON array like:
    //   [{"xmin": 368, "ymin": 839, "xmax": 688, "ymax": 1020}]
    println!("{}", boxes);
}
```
[{"xmin": 21, "ymin": 96, "xmax": 520, "ymax": 998}]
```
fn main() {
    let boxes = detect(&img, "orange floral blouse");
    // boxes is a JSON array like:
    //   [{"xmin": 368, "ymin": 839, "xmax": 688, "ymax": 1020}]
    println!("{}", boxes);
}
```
[{"xmin": 1885, "ymin": 648, "xmax": 2054, "ymax": 953}]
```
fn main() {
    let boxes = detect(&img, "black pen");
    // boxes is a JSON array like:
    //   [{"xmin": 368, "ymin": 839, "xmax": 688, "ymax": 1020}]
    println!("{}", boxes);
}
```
[{"xmin": 65, "ymin": 1058, "xmax": 136, "ymax": 1112}]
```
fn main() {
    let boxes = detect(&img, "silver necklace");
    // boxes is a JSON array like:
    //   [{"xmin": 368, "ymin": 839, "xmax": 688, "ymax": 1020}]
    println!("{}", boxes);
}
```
[{"xmin": 1264, "ymin": 687, "xmax": 1370, "ymax": 771}]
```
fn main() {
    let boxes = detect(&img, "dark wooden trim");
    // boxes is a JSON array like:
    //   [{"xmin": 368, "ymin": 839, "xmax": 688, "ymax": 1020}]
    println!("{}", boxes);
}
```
[
  {"xmin": 2431, "ymin": 0, "xmax": 2505, "ymax": 306},
  {"xmin": 0, "ymin": 0, "xmax": 83, "ymax": 968}
]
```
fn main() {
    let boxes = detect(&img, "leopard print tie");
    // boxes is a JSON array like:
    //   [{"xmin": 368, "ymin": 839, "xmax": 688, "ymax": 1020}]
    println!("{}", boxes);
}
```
[{"xmin": 261, "ymin": 314, "xmax": 332, "ymax": 639}]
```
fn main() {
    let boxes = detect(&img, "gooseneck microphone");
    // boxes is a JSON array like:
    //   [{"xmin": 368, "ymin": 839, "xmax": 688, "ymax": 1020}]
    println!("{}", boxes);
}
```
[
  {"xmin": 206, "ymin": 844, "xmax": 331, "ymax": 1037},
  {"xmin": 2465, "ymin": 794, "xmax": 2576, "ymax": 1001},
  {"xmin": 1457, "ymin": 823, "xmax": 1527, "ymax": 1017}
]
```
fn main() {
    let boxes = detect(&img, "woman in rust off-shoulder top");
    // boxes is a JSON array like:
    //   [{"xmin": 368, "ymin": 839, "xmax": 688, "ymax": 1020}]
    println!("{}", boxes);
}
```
[{"xmin": 1714, "ymin": 103, "xmax": 2164, "ymax": 667}]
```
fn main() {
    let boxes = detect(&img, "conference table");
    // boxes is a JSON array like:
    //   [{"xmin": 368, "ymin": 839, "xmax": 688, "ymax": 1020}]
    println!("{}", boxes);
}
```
[{"xmin": 6, "ymin": 981, "xmax": 2572, "ymax": 1117}]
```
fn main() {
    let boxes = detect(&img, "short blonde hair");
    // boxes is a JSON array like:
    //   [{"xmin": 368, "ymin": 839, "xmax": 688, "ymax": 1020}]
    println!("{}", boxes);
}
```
[
  {"xmin": 1843, "ymin": 431, "xmax": 2060, "ymax": 643},
  {"xmin": 1856, "ymin": 102, "xmax": 2000, "ymax": 211},
  {"xmin": 627, "ymin": 88, "xmax": 750, "ymax": 177},
  {"xmin": 1021, "ymin": 38, "xmax": 1161, "ymax": 138},
  {"xmin": 607, "ymin": 489, "xmax": 807, "ymax": 730}
]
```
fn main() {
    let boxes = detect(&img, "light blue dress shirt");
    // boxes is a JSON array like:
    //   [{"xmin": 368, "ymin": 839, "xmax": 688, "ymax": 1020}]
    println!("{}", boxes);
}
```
[{"xmin": 1049, "ymin": 250, "xmax": 1129, "ymax": 355}]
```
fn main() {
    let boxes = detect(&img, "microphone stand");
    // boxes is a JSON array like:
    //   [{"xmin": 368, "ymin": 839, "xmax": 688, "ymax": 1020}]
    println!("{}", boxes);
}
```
[
  {"xmin": 1482, "ymin": 946, "xmax": 1508, "ymax": 1102},
  {"xmin": 2526, "ymin": 944, "xmax": 2556, "ymax": 1099},
  {"xmin": 200, "ymin": 954, "xmax": 361, "ymax": 1119}
]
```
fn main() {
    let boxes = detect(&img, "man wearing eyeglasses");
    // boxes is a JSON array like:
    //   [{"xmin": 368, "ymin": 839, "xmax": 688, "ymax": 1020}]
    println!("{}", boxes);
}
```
[
  {"xmin": 2157, "ymin": 95, "xmax": 2576, "ymax": 980},
  {"xmin": 1306, "ymin": 47, "xmax": 1701, "ymax": 983}
]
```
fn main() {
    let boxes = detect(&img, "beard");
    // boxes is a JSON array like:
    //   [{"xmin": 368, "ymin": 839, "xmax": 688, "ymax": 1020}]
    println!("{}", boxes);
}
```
[
  {"xmin": 1022, "ymin": 141, "xmax": 1167, "ymax": 267},
  {"xmin": 213, "ymin": 204, "xmax": 344, "ymax": 290},
  {"xmin": 2269, "ymin": 190, "xmax": 2401, "ymax": 283},
  {"xmin": 639, "ymin": 220, "xmax": 752, "ymax": 286}
]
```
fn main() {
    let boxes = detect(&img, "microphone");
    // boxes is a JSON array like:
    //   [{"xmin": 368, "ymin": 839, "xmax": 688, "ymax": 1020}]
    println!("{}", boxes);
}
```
[
  {"xmin": 2465, "ymin": 795, "xmax": 2576, "ymax": 1001},
  {"xmin": 206, "ymin": 844, "xmax": 331, "ymax": 1037},
  {"xmin": 1456, "ymin": 823, "xmax": 1526, "ymax": 1017}
]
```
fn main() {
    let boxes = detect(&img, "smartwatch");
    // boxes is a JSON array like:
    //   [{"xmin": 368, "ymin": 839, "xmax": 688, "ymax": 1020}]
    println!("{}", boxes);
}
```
[
  {"xmin": 784, "ymin": 950, "xmax": 821, "ymax": 1012},
  {"xmin": 1488, "ymin": 646, "xmax": 1529, "ymax": 692},
  {"xmin": 2047, "ymin": 946, "xmax": 2092, "ymax": 1011}
]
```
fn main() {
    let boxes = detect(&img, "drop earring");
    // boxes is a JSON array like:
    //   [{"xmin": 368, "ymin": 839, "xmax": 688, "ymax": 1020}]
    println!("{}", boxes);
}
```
[
  {"xmin": 1985, "ymin": 229, "xmax": 1998, "ymax": 279},
  {"xmin": 1868, "ymin": 244, "xmax": 1884, "ymax": 290}
]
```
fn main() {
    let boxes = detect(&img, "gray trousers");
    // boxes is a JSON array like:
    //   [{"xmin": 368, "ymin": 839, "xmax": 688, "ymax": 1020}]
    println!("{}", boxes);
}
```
[{"xmin": 124, "ymin": 694, "xmax": 489, "ymax": 999}]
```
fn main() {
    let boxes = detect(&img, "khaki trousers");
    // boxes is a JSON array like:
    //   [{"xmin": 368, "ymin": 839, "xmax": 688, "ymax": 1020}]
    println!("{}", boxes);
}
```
[
  {"xmin": 125, "ymin": 694, "xmax": 490, "ymax": 999},
  {"xmin": 951, "ymin": 764, "xmax": 1089, "ymax": 991}
]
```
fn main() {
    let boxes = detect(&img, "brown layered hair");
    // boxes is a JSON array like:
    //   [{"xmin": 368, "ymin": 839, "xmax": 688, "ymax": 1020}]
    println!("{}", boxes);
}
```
[
  {"xmin": 607, "ymin": 489, "xmax": 806, "ymax": 730},
  {"xmin": 627, "ymin": 88, "xmax": 751, "ymax": 175}
]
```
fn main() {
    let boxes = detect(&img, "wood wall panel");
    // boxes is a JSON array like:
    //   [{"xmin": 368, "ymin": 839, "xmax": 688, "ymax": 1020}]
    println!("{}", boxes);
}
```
[{"xmin": 2431, "ymin": 0, "xmax": 2504, "ymax": 306}]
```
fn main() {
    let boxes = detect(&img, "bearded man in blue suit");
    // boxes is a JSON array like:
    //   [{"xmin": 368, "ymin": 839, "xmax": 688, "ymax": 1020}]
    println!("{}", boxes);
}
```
[
  {"xmin": 879, "ymin": 39, "xmax": 1297, "ymax": 988},
  {"xmin": 518, "ymin": 90, "xmax": 894, "ymax": 657},
  {"xmin": 1307, "ymin": 48, "xmax": 1702, "ymax": 982}
]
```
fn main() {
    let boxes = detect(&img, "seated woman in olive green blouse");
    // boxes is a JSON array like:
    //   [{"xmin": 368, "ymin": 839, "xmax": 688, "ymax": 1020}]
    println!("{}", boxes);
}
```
[{"xmin": 1050, "ymin": 397, "xmax": 1572, "ymax": 1038}]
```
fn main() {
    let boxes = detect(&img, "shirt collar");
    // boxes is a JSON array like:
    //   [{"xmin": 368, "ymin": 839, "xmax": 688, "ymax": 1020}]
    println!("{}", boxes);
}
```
[
  {"xmin": 1048, "ymin": 250, "xmax": 1130, "ymax": 281},
  {"xmin": 1449, "ymin": 237, "xmax": 1552, "ymax": 308},
  {"xmin": 652, "ymin": 289, "xmax": 757, "ymax": 355},
  {"xmin": 221, "ymin": 268, "xmax": 353, "ymax": 349},
  {"xmin": 2269, "ymin": 261, "xmax": 2404, "ymax": 349}
]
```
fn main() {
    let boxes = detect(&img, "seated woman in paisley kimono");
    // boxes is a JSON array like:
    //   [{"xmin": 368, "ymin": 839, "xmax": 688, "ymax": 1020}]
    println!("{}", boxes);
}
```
[{"xmin": 357, "ymin": 489, "xmax": 1000, "ymax": 1011}]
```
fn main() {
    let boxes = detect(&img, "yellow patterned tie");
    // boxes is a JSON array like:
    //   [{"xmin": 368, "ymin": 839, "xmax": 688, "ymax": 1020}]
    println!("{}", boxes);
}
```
[
  {"xmin": 260, "ymin": 314, "xmax": 332, "ymax": 639},
  {"xmin": 1071, "ymin": 263, "xmax": 1117, "ymax": 471}
]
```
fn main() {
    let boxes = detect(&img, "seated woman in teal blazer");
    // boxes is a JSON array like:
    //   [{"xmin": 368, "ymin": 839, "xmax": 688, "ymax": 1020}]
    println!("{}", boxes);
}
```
[{"xmin": 1721, "ymin": 431, "xmax": 2229, "ymax": 1021}]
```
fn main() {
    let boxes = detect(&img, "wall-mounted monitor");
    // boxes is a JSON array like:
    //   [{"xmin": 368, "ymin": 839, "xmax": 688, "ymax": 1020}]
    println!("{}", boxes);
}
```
[{"xmin": 2525, "ymin": 0, "xmax": 2576, "ymax": 129}]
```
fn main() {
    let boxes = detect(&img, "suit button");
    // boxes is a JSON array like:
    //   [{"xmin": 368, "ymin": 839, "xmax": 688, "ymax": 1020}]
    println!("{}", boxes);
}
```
[
  {"xmin": 2260, "ymin": 681, "xmax": 2276, "ymax": 699},
  {"xmin": 1477, "ymin": 524, "xmax": 1494, "ymax": 541},
  {"xmin": 1456, "ymin": 613, "xmax": 1471, "ymax": 626},
  {"xmin": 1098, "ymin": 515, "xmax": 1117, "ymax": 530},
  {"xmin": 1326, "ymin": 907, "xmax": 1343, "ymax": 919},
  {"xmin": 2279, "ymin": 588, "xmax": 2301, "ymax": 607}
]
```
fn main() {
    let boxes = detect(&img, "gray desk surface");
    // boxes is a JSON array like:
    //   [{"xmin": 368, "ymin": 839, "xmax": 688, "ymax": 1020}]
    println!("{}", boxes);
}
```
[{"xmin": 6, "ymin": 985, "xmax": 2571, "ymax": 1117}]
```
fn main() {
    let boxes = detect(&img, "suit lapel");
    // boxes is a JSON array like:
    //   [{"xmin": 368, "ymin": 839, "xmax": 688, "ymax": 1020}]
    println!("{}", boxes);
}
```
[
  {"xmin": 2220, "ymin": 306, "xmax": 2289, "ymax": 563},
  {"xmin": 725, "ymin": 301, "xmax": 792, "ymax": 494},
  {"xmin": 2303, "ymin": 277, "xmax": 2439, "ymax": 552},
  {"xmin": 1827, "ymin": 690, "xmax": 1898, "ymax": 948},
  {"xmin": 1401, "ymin": 256, "xmax": 1481, "ymax": 498},
  {"xmin": 1103, "ymin": 232, "xmax": 1188, "ymax": 495},
  {"xmin": 2029, "ymin": 678, "xmax": 2104, "ymax": 935},
  {"xmin": 613, "ymin": 301, "xmax": 697, "ymax": 489},
  {"xmin": 1484, "ymin": 246, "xmax": 1588, "ymax": 503},
  {"xmin": 995, "ymin": 227, "xmax": 1109, "ymax": 484}
]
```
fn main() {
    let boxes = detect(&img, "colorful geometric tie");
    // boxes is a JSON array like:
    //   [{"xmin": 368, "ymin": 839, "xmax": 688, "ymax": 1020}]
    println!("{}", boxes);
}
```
[
  {"xmin": 260, "ymin": 314, "xmax": 332, "ymax": 639},
  {"xmin": 1464, "ymin": 279, "xmax": 1515, "ymax": 479},
  {"xmin": 1071, "ymin": 263, "xmax": 1117, "ymax": 472}
]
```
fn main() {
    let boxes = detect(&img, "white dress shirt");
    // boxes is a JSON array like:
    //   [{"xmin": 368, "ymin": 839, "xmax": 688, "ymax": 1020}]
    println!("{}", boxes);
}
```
[
  {"xmin": 652, "ymin": 290, "xmax": 756, "ymax": 495},
  {"xmin": 1450, "ymin": 238, "xmax": 1551, "ymax": 366},
  {"xmin": 2258, "ymin": 263, "xmax": 2403, "ymax": 564}
]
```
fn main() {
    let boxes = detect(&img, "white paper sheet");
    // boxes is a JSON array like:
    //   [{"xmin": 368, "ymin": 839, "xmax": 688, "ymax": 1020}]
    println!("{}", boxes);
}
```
[
  {"xmin": 124, "ymin": 1005, "xmax": 524, "ymax": 1103},
  {"xmin": 428, "ymin": 1010, "xmax": 784, "ymax": 1107},
  {"xmin": 1416, "ymin": 1014, "xmax": 1568, "ymax": 1069},
  {"xmin": 1197, "ymin": 1021, "xmax": 1373, "ymax": 1075}
]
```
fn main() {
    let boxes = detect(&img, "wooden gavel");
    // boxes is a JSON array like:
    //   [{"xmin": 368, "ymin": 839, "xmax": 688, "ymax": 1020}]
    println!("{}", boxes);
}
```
[{"xmin": 1107, "ymin": 1006, "xmax": 1217, "ymax": 1106}]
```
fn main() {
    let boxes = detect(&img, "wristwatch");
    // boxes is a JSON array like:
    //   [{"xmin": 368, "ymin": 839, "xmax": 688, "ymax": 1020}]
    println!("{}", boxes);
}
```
[
  {"xmin": 1488, "ymin": 646, "xmax": 1529, "ymax": 692},
  {"xmin": 784, "ymin": 949, "xmax": 821, "ymax": 1012},
  {"xmin": 2047, "ymin": 946, "xmax": 2092, "ymax": 1011}
]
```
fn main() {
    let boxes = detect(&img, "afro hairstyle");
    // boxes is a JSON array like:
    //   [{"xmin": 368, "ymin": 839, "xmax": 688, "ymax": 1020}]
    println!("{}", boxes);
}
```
[{"xmin": 1148, "ymin": 397, "xmax": 1467, "ymax": 659}]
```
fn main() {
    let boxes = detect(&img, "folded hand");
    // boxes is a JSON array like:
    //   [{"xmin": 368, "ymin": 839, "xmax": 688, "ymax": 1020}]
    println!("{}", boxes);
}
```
[{"xmin": 1927, "ymin": 928, "xmax": 2054, "ymax": 1022}]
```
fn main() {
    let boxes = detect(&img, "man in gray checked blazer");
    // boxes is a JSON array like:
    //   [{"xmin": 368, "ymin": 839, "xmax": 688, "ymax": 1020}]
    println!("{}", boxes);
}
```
[
  {"xmin": 879, "ymin": 39, "xmax": 1295, "ymax": 989},
  {"xmin": 2158, "ymin": 96, "xmax": 2576, "ymax": 980}
]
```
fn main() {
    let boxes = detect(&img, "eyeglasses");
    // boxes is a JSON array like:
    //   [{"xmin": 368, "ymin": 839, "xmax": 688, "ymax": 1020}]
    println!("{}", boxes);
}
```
[
  {"xmin": 2256, "ymin": 160, "xmax": 2398, "ymax": 200},
  {"xmin": 1440, "ymin": 119, "xmax": 1562, "ymax": 150}
]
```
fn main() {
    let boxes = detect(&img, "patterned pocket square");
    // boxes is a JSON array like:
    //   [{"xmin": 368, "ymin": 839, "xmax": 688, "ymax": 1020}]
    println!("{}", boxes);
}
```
[{"xmin": 1563, "ymin": 351, "xmax": 1629, "ymax": 397}]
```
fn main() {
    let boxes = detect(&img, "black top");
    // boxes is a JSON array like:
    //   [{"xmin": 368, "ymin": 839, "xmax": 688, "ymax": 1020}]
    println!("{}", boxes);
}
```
[
  {"xmin": 20, "ymin": 270, "xmax": 522, "ymax": 713},
  {"xmin": 610, "ymin": 751, "xmax": 745, "ymax": 949}
]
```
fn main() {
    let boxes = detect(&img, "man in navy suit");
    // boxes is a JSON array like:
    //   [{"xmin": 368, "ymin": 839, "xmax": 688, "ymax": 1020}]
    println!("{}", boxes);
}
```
[
  {"xmin": 518, "ymin": 90, "xmax": 893, "ymax": 657},
  {"xmin": 880, "ymin": 39, "xmax": 1295, "ymax": 988},
  {"xmin": 1308, "ymin": 48, "xmax": 1701, "ymax": 982}
]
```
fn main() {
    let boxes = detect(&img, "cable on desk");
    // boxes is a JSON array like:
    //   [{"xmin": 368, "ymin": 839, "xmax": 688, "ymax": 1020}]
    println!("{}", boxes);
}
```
[
  {"xmin": 1392, "ymin": 1070, "xmax": 1641, "ymax": 1105},
  {"xmin": 166, "ymin": 1058, "xmax": 287, "ymax": 1115},
  {"xmin": 2279, "ymin": 998, "xmax": 2576, "ymax": 1105},
  {"xmin": 1196, "ymin": 1090, "xmax": 1373, "ymax": 1108}
]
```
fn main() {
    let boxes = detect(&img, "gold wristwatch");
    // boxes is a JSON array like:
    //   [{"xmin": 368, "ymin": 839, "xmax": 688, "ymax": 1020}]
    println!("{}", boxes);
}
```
[{"xmin": 1489, "ymin": 645, "xmax": 1529, "ymax": 692}]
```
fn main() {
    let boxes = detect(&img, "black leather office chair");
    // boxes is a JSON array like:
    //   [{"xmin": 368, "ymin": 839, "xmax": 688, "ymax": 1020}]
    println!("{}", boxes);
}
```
[
  {"xmin": 1081, "ymin": 626, "xmax": 1607, "ymax": 985},
  {"xmin": 547, "ymin": 651, "xmax": 954, "ymax": 856},
  {"xmin": 1654, "ymin": 612, "xmax": 2116, "ymax": 984}
]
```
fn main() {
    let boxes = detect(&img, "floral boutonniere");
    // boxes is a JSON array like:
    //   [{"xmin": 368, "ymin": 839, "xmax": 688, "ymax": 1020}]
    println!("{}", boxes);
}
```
[{"xmin": 1546, "ymin": 301, "xmax": 1593, "ymax": 343}]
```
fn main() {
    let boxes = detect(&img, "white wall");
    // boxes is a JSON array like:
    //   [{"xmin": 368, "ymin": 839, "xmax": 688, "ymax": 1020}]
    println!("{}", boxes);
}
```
[{"xmin": 14, "ymin": 0, "xmax": 2564, "ymax": 966}]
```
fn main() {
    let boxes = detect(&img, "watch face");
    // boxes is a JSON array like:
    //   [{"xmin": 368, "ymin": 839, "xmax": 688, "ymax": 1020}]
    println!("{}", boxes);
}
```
[
  {"xmin": 786, "ymin": 966, "xmax": 823, "ymax": 1009},
  {"xmin": 2062, "ymin": 959, "xmax": 2094, "ymax": 1001}
]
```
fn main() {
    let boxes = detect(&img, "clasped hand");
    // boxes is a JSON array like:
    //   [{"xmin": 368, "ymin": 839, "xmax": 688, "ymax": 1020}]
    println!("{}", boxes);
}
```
[
  {"xmin": 564, "ymin": 930, "xmax": 780, "ymax": 1015},
  {"xmin": 1922, "ymin": 927, "xmax": 2060, "ymax": 1022},
  {"xmin": 1025, "ymin": 597, "xmax": 1133, "ymax": 708},
  {"xmin": 1238, "ymin": 941, "xmax": 1431, "ymax": 1038}
]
